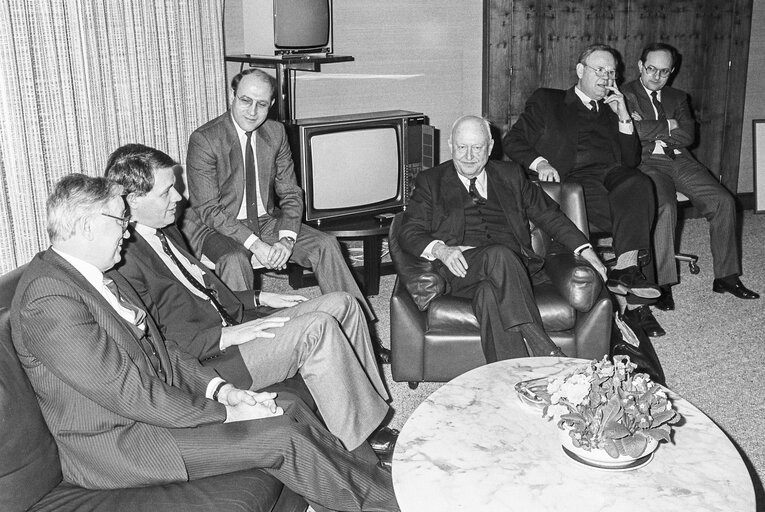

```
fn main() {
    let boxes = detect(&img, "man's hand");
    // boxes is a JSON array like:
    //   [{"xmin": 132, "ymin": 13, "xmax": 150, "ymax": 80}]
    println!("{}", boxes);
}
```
[
  {"xmin": 222, "ymin": 389, "xmax": 284, "ymax": 423},
  {"xmin": 536, "ymin": 161, "xmax": 560, "ymax": 182},
  {"xmin": 603, "ymin": 84, "xmax": 630, "ymax": 119},
  {"xmin": 668, "ymin": 118, "xmax": 679, "ymax": 131},
  {"xmin": 432, "ymin": 243, "xmax": 469, "ymax": 278},
  {"xmin": 577, "ymin": 247, "xmax": 607, "ymax": 282},
  {"xmin": 219, "ymin": 316, "xmax": 290, "ymax": 350},
  {"xmin": 250, "ymin": 239, "xmax": 274, "ymax": 269},
  {"xmin": 266, "ymin": 237, "xmax": 294, "ymax": 270},
  {"xmin": 260, "ymin": 292, "xmax": 307, "ymax": 308},
  {"xmin": 630, "ymin": 111, "xmax": 643, "ymax": 122}
]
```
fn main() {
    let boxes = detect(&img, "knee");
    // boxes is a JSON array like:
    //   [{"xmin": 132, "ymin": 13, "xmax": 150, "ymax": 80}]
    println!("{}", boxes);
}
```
[
  {"xmin": 216, "ymin": 248, "xmax": 252, "ymax": 272},
  {"xmin": 483, "ymin": 245, "xmax": 524, "ymax": 267}
]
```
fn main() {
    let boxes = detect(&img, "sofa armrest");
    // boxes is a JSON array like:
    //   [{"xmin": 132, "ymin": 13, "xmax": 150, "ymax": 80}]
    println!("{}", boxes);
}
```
[{"xmin": 544, "ymin": 253, "xmax": 603, "ymax": 313}]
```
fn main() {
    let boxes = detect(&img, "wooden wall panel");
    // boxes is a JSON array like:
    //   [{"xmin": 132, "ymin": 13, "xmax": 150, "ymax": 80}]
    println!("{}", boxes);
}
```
[{"xmin": 485, "ymin": 0, "xmax": 752, "ymax": 189}]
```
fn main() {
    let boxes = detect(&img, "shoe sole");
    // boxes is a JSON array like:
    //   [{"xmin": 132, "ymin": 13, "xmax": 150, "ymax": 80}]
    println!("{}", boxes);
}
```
[{"xmin": 607, "ymin": 282, "xmax": 661, "ymax": 299}]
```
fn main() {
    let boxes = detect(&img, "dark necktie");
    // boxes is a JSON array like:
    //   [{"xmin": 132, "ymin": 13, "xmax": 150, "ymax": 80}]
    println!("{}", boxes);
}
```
[
  {"xmin": 650, "ymin": 91, "xmax": 675, "ymax": 159},
  {"xmin": 589, "ymin": 100, "xmax": 598, "ymax": 112},
  {"xmin": 156, "ymin": 230, "xmax": 238, "ymax": 327},
  {"xmin": 469, "ymin": 177, "xmax": 487, "ymax": 206},
  {"xmin": 244, "ymin": 131, "xmax": 261, "ymax": 235},
  {"xmin": 103, "ymin": 277, "xmax": 165, "ymax": 380}
]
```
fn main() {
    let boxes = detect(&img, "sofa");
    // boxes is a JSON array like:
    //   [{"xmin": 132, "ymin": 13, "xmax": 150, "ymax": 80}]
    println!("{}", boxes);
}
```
[
  {"xmin": 389, "ymin": 181, "xmax": 613, "ymax": 387},
  {"xmin": 0, "ymin": 265, "xmax": 307, "ymax": 512}
]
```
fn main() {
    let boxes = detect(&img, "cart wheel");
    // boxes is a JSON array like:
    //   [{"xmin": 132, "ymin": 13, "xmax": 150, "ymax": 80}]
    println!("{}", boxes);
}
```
[{"xmin": 689, "ymin": 261, "xmax": 700, "ymax": 274}]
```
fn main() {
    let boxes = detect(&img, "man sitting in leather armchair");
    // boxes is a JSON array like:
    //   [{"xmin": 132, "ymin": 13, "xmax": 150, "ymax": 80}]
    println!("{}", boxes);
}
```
[{"xmin": 398, "ymin": 115, "xmax": 608, "ymax": 363}]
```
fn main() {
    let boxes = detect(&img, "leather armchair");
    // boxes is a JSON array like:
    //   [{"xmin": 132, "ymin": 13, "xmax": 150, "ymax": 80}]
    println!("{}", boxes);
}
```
[{"xmin": 389, "ymin": 181, "xmax": 612, "ymax": 387}]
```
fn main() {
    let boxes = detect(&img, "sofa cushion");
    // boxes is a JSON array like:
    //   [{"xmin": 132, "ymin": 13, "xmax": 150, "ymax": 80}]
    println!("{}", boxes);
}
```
[
  {"xmin": 0, "ymin": 308, "xmax": 63, "ymax": 512},
  {"xmin": 30, "ymin": 470, "xmax": 285, "ymax": 512}
]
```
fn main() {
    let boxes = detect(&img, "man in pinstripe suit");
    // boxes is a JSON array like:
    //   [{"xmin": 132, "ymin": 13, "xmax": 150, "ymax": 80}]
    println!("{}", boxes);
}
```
[
  {"xmin": 11, "ymin": 174, "xmax": 398, "ymax": 511},
  {"xmin": 623, "ymin": 42, "xmax": 758, "ymax": 317}
]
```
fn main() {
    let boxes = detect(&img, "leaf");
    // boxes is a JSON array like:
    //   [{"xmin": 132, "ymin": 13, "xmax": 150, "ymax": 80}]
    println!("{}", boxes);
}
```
[
  {"xmin": 560, "ymin": 413, "xmax": 585, "ymax": 425},
  {"xmin": 602, "ymin": 421, "xmax": 631, "ymax": 439},
  {"xmin": 651, "ymin": 409, "xmax": 677, "ymax": 426},
  {"xmin": 603, "ymin": 438, "xmax": 620, "ymax": 458},
  {"xmin": 644, "ymin": 427, "xmax": 671, "ymax": 443},
  {"xmin": 620, "ymin": 433, "xmax": 649, "ymax": 458}
]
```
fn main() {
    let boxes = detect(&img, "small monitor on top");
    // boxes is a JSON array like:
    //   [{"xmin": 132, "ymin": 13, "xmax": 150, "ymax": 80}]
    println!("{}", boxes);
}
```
[{"xmin": 243, "ymin": 0, "xmax": 333, "ymax": 56}]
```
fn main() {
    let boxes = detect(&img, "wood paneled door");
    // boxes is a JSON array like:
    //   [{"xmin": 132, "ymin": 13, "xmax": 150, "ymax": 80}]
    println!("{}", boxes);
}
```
[{"xmin": 484, "ymin": 0, "xmax": 753, "ymax": 191}]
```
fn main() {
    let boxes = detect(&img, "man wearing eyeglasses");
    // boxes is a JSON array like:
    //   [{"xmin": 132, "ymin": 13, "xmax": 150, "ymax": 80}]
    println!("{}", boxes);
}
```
[
  {"xmin": 623, "ymin": 43, "xmax": 758, "ymax": 307},
  {"xmin": 504, "ymin": 43, "xmax": 662, "ymax": 335},
  {"xmin": 183, "ymin": 69, "xmax": 391, "ymax": 362}
]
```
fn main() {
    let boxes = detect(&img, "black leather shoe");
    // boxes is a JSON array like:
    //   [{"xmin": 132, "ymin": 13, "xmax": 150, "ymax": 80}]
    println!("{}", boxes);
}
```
[
  {"xmin": 712, "ymin": 278, "xmax": 760, "ymax": 299},
  {"xmin": 623, "ymin": 305, "xmax": 665, "ymax": 337},
  {"xmin": 369, "ymin": 426, "xmax": 399, "ymax": 456},
  {"xmin": 370, "ymin": 334, "xmax": 391, "ymax": 364},
  {"xmin": 607, "ymin": 266, "xmax": 661, "ymax": 299},
  {"xmin": 654, "ymin": 285, "xmax": 675, "ymax": 311}
]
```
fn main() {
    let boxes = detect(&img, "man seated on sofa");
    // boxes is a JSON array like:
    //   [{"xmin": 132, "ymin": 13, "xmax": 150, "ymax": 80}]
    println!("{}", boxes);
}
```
[
  {"xmin": 398, "ymin": 115, "xmax": 607, "ymax": 362},
  {"xmin": 11, "ymin": 174, "xmax": 399, "ymax": 511},
  {"xmin": 105, "ymin": 143, "xmax": 396, "ymax": 457}
]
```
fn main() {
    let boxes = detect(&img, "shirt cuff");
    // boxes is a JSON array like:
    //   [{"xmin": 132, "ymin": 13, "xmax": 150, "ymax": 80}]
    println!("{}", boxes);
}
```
[
  {"xmin": 530, "ymin": 156, "xmax": 547, "ymax": 172},
  {"xmin": 618, "ymin": 120, "xmax": 634, "ymax": 135},
  {"xmin": 573, "ymin": 243, "xmax": 593, "ymax": 256},
  {"xmin": 244, "ymin": 234, "xmax": 259, "ymax": 251},
  {"xmin": 206, "ymin": 377, "xmax": 226, "ymax": 400},
  {"xmin": 278, "ymin": 229, "xmax": 298, "ymax": 242},
  {"xmin": 422, "ymin": 240, "xmax": 444, "ymax": 261}
]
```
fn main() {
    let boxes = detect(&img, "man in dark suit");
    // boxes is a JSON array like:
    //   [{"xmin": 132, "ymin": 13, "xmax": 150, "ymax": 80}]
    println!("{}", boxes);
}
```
[
  {"xmin": 11, "ymin": 174, "xmax": 398, "ymax": 511},
  {"xmin": 183, "ymin": 69, "xmax": 375, "ymax": 306},
  {"xmin": 503, "ymin": 43, "xmax": 664, "ymax": 336},
  {"xmin": 106, "ymin": 143, "xmax": 395, "ymax": 455},
  {"xmin": 622, "ymin": 42, "xmax": 758, "ymax": 308},
  {"xmin": 399, "ymin": 115, "xmax": 607, "ymax": 361}
]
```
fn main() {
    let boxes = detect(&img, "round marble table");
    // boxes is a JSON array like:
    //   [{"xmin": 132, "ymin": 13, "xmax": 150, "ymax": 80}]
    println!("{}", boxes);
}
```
[{"xmin": 392, "ymin": 357, "xmax": 755, "ymax": 512}]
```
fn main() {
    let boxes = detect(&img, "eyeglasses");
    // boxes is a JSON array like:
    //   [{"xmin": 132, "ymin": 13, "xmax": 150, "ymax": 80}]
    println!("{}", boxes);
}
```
[
  {"xmin": 101, "ymin": 212, "xmax": 130, "ymax": 231},
  {"xmin": 235, "ymin": 95, "xmax": 271, "ymax": 111},
  {"xmin": 583, "ymin": 64, "xmax": 617, "ymax": 79},
  {"xmin": 643, "ymin": 65, "xmax": 673, "ymax": 78}
]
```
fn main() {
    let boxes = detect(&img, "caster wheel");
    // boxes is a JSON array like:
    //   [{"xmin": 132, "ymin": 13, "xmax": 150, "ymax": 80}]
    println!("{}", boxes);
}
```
[
  {"xmin": 689, "ymin": 262, "xmax": 700, "ymax": 274},
  {"xmin": 408, "ymin": 382, "xmax": 419, "ymax": 390}
]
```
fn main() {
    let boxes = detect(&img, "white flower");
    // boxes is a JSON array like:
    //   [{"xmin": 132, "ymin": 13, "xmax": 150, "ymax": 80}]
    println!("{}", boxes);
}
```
[{"xmin": 545, "ymin": 403, "xmax": 569, "ymax": 419}]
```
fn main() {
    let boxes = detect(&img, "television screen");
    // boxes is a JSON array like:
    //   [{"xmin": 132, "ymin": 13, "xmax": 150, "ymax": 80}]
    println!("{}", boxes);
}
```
[
  {"xmin": 275, "ymin": 0, "xmax": 331, "ymax": 49},
  {"xmin": 309, "ymin": 128, "xmax": 400, "ymax": 209}
]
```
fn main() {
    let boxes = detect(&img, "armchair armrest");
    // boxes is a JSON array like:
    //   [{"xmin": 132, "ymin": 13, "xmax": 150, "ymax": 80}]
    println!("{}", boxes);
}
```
[{"xmin": 544, "ymin": 252, "xmax": 603, "ymax": 313}]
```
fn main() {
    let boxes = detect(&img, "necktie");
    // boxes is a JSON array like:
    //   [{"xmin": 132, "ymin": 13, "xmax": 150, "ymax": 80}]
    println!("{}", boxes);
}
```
[
  {"xmin": 103, "ymin": 277, "xmax": 165, "ymax": 379},
  {"xmin": 244, "ymin": 131, "xmax": 261, "ymax": 235},
  {"xmin": 156, "ymin": 230, "xmax": 238, "ymax": 327},
  {"xmin": 469, "ymin": 177, "xmax": 487, "ymax": 206},
  {"xmin": 650, "ymin": 92, "xmax": 675, "ymax": 159},
  {"xmin": 103, "ymin": 277, "xmax": 146, "ymax": 328},
  {"xmin": 589, "ymin": 100, "xmax": 598, "ymax": 112}
]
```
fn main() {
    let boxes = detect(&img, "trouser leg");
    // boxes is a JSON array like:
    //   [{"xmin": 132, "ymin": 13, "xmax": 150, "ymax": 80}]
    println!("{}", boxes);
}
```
[
  {"xmin": 170, "ymin": 398, "xmax": 399, "ymax": 512},
  {"xmin": 641, "ymin": 165, "xmax": 679, "ymax": 286},
  {"xmin": 201, "ymin": 231, "xmax": 255, "ymax": 291}
]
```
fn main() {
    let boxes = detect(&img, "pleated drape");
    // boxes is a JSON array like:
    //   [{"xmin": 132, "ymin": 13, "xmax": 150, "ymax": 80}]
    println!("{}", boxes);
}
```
[{"xmin": 0, "ymin": 0, "xmax": 227, "ymax": 273}]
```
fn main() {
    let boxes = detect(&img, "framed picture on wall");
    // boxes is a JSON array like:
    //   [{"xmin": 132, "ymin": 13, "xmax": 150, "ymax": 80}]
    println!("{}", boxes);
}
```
[{"xmin": 754, "ymin": 119, "xmax": 765, "ymax": 214}]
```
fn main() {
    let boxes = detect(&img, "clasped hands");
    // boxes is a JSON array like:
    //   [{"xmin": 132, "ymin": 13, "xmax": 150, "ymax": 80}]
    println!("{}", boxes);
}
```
[
  {"xmin": 249, "ymin": 237, "xmax": 295, "ymax": 271},
  {"xmin": 219, "ymin": 385, "xmax": 284, "ymax": 423}
]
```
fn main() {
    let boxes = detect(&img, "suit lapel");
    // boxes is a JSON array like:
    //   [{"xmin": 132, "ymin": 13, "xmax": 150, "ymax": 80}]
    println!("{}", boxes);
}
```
[
  {"xmin": 563, "ymin": 88, "xmax": 582, "ymax": 166},
  {"xmin": 440, "ymin": 165, "xmax": 467, "ymax": 240},
  {"xmin": 256, "ymin": 125, "xmax": 274, "ymax": 212},
  {"xmin": 224, "ymin": 115, "xmax": 246, "ymax": 214}
]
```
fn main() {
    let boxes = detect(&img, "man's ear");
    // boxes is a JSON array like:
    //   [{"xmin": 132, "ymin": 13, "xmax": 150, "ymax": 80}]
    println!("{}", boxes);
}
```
[
  {"xmin": 80, "ymin": 216, "xmax": 95, "ymax": 241},
  {"xmin": 125, "ymin": 192, "xmax": 139, "ymax": 210},
  {"xmin": 575, "ymin": 62, "xmax": 584, "ymax": 80},
  {"xmin": 637, "ymin": 60, "xmax": 644, "ymax": 73}
]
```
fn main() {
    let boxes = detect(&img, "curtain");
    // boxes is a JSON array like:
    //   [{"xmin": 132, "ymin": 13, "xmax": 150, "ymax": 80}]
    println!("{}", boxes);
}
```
[{"xmin": 0, "ymin": 0, "xmax": 226, "ymax": 274}]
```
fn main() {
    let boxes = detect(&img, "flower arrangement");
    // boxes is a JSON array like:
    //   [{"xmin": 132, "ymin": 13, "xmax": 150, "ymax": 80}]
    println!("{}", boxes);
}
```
[{"xmin": 544, "ymin": 355, "xmax": 681, "ymax": 459}]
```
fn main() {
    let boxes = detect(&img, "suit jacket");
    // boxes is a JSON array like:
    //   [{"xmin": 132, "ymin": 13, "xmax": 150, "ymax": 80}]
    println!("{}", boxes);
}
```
[
  {"xmin": 622, "ymin": 80, "xmax": 697, "ymax": 161},
  {"xmin": 183, "ymin": 112, "xmax": 304, "ymax": 253},
  {"xmin": 503, "ymin": 87, "xmax": 641, "ymax": 177},
  {"xmin": 115, "ymin": 224, "xmax": 259, "ymax": 361},
  {"xmin": 399, "ymin": 160, "xmax": 590, "ymax": 276},
  {"xmin": 11, "ymin": 249, "xmax": 225, "ymax": 489}
]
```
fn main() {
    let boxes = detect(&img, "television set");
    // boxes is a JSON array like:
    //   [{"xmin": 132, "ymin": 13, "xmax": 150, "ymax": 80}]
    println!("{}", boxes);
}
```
[
  {"xmin": 243, "ymin": 0, "xmax": 333, "ymax": 56},
  {"xmin": 287, "ymin": 110, "xmax": 435, "ymax": 224}
]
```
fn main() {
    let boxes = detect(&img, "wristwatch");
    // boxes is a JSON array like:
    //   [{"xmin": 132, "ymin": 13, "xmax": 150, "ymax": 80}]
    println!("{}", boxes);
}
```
[{"xmin": 281, "ymin": 235, "xmax": 296, "ymax": 244}]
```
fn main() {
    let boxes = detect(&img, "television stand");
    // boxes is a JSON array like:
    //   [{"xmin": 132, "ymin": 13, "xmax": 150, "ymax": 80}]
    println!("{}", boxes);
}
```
[
  {"xmin": 288, "ymin": 215, "xmax": 397, "ymax": 296},
  {"xmin": 224, "ymin": 54, "xmax": 354, "ymax": 122}
]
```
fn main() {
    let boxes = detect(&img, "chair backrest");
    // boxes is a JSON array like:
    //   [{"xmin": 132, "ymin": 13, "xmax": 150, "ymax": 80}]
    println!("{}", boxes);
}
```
[{"xmin": 0, "ymin": 266, "xmax": 64, "ymax": 512}]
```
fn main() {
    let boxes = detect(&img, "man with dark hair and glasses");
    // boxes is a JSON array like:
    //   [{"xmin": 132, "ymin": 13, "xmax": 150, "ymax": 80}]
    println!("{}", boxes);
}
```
[
  {"xmin": 182, "ymin": 68, "xmax": 391, "ymax": 363},
  {"xmin": 622, "ymin": 42, "xmax": 758, "ymax": 313},
  {"xmin": 504, "ymin": 43, "xmax": 664, "ymax": 336}
]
